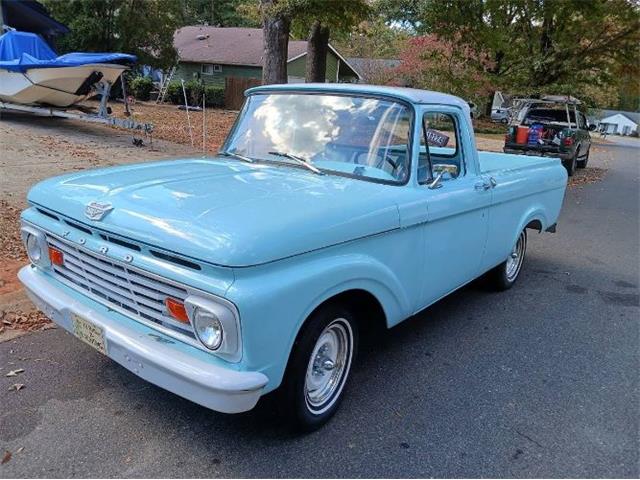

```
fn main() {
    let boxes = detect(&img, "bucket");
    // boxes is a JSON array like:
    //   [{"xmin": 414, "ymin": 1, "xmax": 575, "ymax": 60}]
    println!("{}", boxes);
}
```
[{"xmin": 516, "ymin": 126, "xmax": 529, "ymax": 144}]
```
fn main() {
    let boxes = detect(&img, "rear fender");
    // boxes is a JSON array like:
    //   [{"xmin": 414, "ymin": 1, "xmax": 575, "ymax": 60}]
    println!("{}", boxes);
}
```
[{"xmin": 513, "ymin": 207, "xmax": 548, "ymax": 246}]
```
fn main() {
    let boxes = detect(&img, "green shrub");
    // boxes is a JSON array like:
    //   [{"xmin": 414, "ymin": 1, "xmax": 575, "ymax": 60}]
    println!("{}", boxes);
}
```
[
  {"xmin": 129, "ymin": 76, "xmax": 154, "ymax": 101},
  {"xmin": 165, "ymin": 81, "xmax": 184, "ymax": 104},
  {"xmin": 164, "ymin": 80, "xmax": 225, "ymax": 108},
  {"xmin": 185, "ymin": 80, "xmax": 204, "ymax": 106},
  {"xmin": 204, "ymin": 85, "xmax": 225, "ymax": 108}
]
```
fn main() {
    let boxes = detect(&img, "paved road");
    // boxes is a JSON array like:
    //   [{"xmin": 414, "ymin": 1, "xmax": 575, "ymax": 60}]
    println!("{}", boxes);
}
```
[{"xmin": 1, "ymin": 141, "xmax": 638, "ymax": 478}]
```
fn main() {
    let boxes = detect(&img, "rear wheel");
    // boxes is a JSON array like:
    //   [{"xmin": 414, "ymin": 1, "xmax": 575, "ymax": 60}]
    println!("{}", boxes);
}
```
[
  {"xmin": 577, "ymin": 146, "xmax": 590, "ymax": 169},
  {"xmin": 563, "ymin": 150, "xmax": 578, "ymax": 177},
  {"xmin": 279, "ymin": 303, "xmax": 358, "ymax": 432},
  {"xmin": 488, "ymin": 230, "xmax": 527, "ymax": 291}
]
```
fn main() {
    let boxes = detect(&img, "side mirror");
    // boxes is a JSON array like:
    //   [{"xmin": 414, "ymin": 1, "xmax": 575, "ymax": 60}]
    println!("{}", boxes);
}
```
[
  {"xmin": 589, "ymin": 124, "xmax": 597, "ymax": 131},
  {"xmin": 428, "ymin": 164, "xmax": 458, "ymax": 189}
]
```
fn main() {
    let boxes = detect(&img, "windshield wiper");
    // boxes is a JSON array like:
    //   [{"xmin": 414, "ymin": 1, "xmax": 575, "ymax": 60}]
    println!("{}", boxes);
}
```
[
  {"xmin": 219, "ymin": 150, "xmax": 254, "ymax": 163},
  {"xmin": 268, "ymin": 151, "xmax": 324, "ymax": 175}
]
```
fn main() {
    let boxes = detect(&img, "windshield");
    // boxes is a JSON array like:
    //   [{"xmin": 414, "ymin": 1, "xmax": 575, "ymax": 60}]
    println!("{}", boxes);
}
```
[{"xmin": 223, "ymin": 93, "xmax": 413, "ymax": 184}]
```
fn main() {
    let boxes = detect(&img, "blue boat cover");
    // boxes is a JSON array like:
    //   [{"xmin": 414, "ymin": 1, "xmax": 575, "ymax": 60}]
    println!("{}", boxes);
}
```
[{"xmin": 0, "ymin": 31, "xmax": 136, "ymax": 72}]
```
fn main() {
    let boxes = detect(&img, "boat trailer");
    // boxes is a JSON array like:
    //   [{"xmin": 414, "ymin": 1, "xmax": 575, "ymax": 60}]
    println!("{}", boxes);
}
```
[{"xmin": 0, "ymin": 81, "xmax": 153, "ymax": 141}]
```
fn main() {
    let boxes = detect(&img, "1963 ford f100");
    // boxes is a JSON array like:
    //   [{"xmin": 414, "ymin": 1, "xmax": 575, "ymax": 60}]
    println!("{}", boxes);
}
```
[{"xmin": 19, "ymin": 84, "xmax": 567, "ymax": 430}]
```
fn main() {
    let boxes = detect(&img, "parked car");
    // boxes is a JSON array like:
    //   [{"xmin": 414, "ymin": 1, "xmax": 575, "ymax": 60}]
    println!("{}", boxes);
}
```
[
  {"xmin": 503, "ymin": 100, "xmax": 596, "ymax": 176},
  {"xmin": 19, "ymin": 84, "xmax": 567, "ymax": 431},
  {"xmin": 491, "ymin": 108, "xmax": 509, "ymax": 123}
]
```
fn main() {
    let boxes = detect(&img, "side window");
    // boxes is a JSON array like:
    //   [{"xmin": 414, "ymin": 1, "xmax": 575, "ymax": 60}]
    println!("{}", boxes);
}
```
[
  {"xmin": 579, "ymin": 113, "xmax": 587, "ymax": 130},
  {"xmin": 418, "ymin": 112, "xmax": 461, "ymax": 184}
]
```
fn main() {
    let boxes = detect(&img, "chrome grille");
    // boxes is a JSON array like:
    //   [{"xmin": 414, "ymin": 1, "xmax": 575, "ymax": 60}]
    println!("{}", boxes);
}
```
[{"xmin": 46, "ymin": 234, "xmax": 195, "ymax": 337}]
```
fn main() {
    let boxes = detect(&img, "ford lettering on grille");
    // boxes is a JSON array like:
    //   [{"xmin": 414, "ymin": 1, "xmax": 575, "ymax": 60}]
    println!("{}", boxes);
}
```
[{"xmin": 46, "ymin": 234, "xmax": 194, "ymax": 339}]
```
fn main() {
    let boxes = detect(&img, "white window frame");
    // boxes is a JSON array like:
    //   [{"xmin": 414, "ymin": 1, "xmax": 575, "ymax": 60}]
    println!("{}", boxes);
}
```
[{"xmin": 202, "ymin": 64, "xmax": 222, "ymax": 75}]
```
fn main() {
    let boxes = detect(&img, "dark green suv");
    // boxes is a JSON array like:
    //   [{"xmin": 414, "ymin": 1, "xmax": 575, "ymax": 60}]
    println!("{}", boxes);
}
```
[{"xmin": 504, "ymin": 102, "xmax": 595, "ymax": 176}]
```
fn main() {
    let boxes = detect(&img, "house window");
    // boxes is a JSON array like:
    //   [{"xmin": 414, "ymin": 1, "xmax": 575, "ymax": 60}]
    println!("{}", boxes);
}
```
[{"xmin": 201, "ymin": 64, "xmax": 222, "ymax": 75}]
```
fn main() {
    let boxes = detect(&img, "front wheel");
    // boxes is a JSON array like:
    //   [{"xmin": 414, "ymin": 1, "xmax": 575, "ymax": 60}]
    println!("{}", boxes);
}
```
[
  {"xmin": 279, "ymin": 303, "xmax": 358, "ymax": 432},
  {"xmin": 488, "ymin": 230, "xmax": 527, "ymax": 291}
]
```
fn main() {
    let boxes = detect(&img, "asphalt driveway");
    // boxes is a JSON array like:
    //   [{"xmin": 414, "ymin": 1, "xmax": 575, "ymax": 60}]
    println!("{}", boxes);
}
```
[{"xmin": 1, "ymin": 140, "xmax": 638, "ymax": 478}]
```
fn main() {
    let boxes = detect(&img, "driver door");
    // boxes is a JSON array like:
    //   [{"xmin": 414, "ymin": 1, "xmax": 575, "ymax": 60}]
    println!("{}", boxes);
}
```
[{"xmin": 417, "ymin": 109, "xmax": 492, "ymax": 307}]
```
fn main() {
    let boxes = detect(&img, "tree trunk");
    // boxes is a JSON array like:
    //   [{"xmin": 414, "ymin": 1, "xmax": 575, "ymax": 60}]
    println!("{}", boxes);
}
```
[
  {"xmin": 261, "ymin": 0, "xmax": 290, "ymax": 85},
  {"xmin": 305, "ymin": 20, "xmax": 330, "ymax": 83},
  {"xmin": 485, "ymin": 90, "xmax": 496, "ymax": 117}
]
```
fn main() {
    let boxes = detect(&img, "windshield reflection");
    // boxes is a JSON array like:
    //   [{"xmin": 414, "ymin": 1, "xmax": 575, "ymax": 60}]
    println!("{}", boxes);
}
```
[{"xmin": 224, "ymin": 93, "xmax": 412, "ymax": 183}]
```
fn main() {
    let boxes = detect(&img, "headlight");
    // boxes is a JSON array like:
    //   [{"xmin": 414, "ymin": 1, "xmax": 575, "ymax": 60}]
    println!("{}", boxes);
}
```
[
  {"xmin": 193, "ymin": 308, "xmax": 223, "ymax": 350},
  {"xmin": 26, "ymin": 233, "xmax": 42, "ymax": 263},
  {"xmin": 21, "ymin": 224, "xmax": 50, "ymax": 267},
  {"xmin": 185, "ymin": 295, "xmax": 241, "ymax": 361}
]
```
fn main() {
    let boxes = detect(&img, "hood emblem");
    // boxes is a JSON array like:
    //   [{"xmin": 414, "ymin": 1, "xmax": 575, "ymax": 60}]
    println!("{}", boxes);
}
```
[{"xmin": 85, "ymin": 201, "xmax": 113, "ymax": 221}]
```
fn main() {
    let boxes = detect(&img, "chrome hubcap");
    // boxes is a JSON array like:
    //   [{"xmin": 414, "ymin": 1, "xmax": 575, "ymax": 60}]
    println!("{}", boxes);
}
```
[
  {"xmin": 304, "ymin": 319, "xmax": 353, "ymax": 414},
  {"xmin": 506, "ymin": 231, "xmax": 526, "ymax": 281}
]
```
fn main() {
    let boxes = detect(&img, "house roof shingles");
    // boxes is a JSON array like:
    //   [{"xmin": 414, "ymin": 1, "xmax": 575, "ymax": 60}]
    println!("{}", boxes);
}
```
[{"xmin": 174, "ymin": 26, "xmax": 308, "ymax": 67}]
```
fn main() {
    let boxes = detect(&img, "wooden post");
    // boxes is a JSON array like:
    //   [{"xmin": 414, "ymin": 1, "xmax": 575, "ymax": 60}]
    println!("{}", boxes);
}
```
[
  {"xmin": 202, "ymin": 93, "xmax": 206, "ymax": 155},
  {"xmin": 181, "ymin": 79, "xmax": 194, "ymax": 148}
]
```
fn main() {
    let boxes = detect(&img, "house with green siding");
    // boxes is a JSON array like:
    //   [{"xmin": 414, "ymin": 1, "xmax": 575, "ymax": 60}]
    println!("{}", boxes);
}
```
[{"xmin": 173, "ymin": 26, "xmax": 360, "ymax": 85}]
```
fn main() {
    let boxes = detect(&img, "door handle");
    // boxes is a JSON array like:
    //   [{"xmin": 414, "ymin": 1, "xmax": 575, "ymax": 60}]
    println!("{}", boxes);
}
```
[{"xmin": 474, "ymin": 177, "xmax": 496, "ymax": 191}]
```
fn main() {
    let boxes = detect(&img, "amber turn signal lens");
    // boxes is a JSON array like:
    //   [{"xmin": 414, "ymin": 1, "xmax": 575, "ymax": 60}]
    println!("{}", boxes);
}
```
[
  {"xmin": 48, "ymin": 246, "xmax": 64, "ymax": 266},
  {"xmin": 165, "ymin": 298, "xmax": 189, "ymax": 323}
]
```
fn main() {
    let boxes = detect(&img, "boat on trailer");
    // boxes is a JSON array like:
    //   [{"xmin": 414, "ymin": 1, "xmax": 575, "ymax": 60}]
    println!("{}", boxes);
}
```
[
  {"xmin": 0, "ymin": 30, "xmax": 152, "ymax": 137},
  {"xmin": 0, "ymin": 30, "xmax": 135, "ymax": 108}
]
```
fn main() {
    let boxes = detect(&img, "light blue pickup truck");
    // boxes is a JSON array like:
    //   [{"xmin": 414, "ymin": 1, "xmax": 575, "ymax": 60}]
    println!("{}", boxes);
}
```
[{"xmin": 19, "ymin": 84, "xmax": 567, "ymax": 430}]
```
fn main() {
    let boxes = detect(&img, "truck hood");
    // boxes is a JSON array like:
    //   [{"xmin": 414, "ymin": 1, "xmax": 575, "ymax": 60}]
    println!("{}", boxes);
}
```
[{"xmin": 28, "ymin": 158, "xmax": 400, "ymax": 267}]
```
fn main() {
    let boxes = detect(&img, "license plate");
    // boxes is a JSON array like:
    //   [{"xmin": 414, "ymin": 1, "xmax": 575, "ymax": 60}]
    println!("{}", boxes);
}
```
[{"xmin": 72, "ymin": 314, "xmax": 107, "ymax": 355}]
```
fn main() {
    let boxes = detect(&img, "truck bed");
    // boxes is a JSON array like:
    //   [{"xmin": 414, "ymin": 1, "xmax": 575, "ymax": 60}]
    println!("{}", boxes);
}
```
[{"xmin": 478, "ymin": 150, "xmax": 561, "ymax": 174}]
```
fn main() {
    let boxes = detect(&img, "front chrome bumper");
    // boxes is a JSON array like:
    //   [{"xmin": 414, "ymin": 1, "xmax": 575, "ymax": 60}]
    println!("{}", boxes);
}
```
[{"xmin": 18, "ymin": 265, "xmax": 268, "ymax": 414}]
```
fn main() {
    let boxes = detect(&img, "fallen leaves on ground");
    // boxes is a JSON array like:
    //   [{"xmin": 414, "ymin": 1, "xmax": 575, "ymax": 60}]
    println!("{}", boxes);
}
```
[
  {"xmin": 40, "ymin": 136, "xmax": 96, "ymax": 161},
  {"xmin": 1, "ymin": 310, "xmax": 53, "ymax": 332},
  {"xmin": 8, "ymin": 383, "xmax": 25, "ymax": 392},
  {"xmin": 5, "ymin": 368, "xmax": 24, "ymax": 377},
  {"xmin": 0, "ymin": 200, "xmax": 25, "ymax": 261},
  {"xmin": 1, "ymin": 451, "xmax": 11, "ymax": 464},
  {"xmin": 568, "ymin": 167, "xmax": 608, "ymax": 187},
  {"xmin": 110, "ymin": 102, "xmax": 237, "ymax": 153}
]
